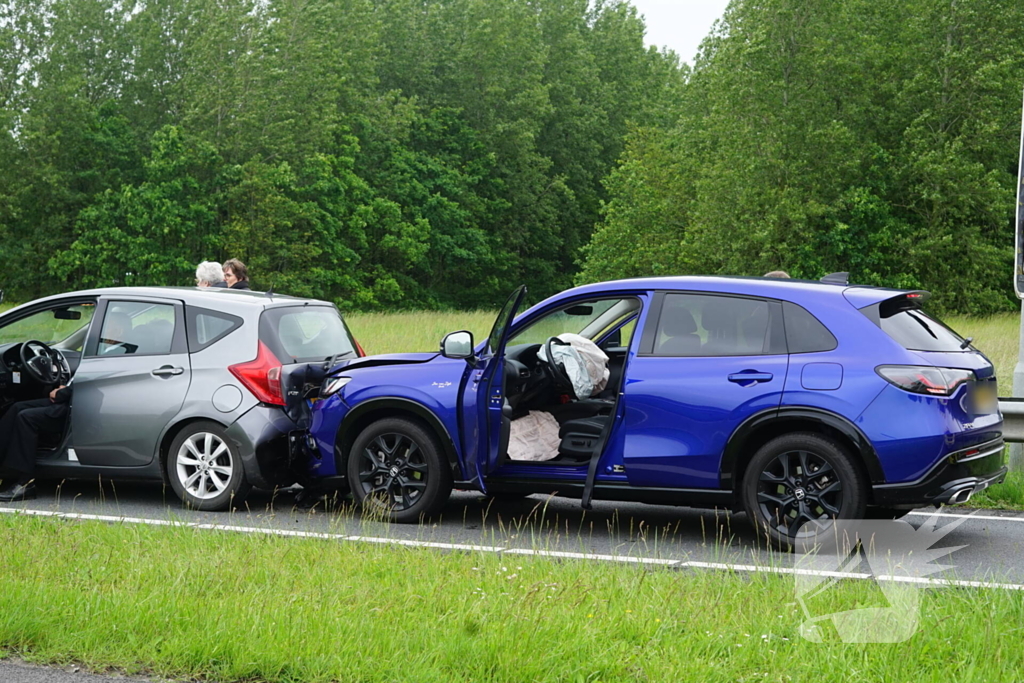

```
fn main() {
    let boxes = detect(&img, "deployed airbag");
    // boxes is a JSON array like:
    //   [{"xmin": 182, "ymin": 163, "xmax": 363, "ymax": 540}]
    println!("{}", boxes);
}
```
[
  {"xmin": 507, "ymin": 411, "xmax": 561, "ymax": 461},
  {"xmin": 537, "ymin": 333, "xmax": 610, "ymax": 399}
]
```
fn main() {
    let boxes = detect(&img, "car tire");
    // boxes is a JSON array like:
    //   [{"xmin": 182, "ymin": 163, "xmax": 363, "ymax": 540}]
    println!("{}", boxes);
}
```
[
  {"xmin": 167, "ymin": 421, "xmax": 251, "ymax": 511},
  {"xmin": 348, "ymin": 417, "xmax": 453, "ymax": 523},
  {"xmin": 741, "ymin": 432, "xmax": 867, "ymax": 551}
]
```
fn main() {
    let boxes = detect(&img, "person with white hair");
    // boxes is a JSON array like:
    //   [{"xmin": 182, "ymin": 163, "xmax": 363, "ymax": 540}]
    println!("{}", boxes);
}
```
[{"xmin": 195, "ymin": 261, "xmax": 227, "ymax": 288}]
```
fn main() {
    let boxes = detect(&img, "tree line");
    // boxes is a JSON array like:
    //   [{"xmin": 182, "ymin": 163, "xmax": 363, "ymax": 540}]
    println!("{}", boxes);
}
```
[
  {"xmin": 580, "ymin": 0, "xmax": 1024, "ymax": 315},
  {"xmin": 3, "ymin": 0, "xmax": 1023, "ymax": 314},
  {"xmin": 0, "ymin": 0, "xmax": 681, "ymax": 309}
]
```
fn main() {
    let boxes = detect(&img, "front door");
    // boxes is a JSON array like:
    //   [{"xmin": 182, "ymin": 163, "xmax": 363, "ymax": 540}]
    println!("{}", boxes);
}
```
[
  {"xmin": 622, "ymin": 292, "xmax": 789, "ymax": 489},
  {"xmin": 71, "ymin": 298, "xmax": 192, "ymax": 467},
  {"xmin": 459, "ymin": 286, "xmax": 526, "ymax": 491}
]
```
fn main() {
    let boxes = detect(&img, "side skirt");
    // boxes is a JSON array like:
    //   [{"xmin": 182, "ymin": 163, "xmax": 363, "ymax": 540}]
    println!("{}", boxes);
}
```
[{"xmin": 484, "ymin": 478, "xmax": 736, "ymax": 509}]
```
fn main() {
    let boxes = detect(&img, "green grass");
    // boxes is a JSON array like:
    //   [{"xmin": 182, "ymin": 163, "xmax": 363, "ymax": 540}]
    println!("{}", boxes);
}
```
[
  {"xmin": 1, "ymin": 513, "xmax": 1023, "ymax": 683},
  {"xmin": 344, "ymin": 310, "xmax": 497, "ymax": 356}
]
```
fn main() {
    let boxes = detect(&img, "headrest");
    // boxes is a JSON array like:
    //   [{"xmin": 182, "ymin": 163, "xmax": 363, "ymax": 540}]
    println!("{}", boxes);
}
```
[{"xmin": 660, "ymin": 306, "xmax": 697, "ymax": 336}]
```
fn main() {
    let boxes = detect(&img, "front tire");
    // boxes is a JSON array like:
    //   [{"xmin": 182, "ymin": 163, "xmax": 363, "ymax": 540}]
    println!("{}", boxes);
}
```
[
  {"xmin": 348, "ymin": 417, "xmax": 453, "ymax": 523},
  {"xmin": 742, "ymin": 432, "xmax": 866, "ymax": 550},
  {"xmin": 167, "ymin": 421, "xmax": 250, "ymax": 511}
]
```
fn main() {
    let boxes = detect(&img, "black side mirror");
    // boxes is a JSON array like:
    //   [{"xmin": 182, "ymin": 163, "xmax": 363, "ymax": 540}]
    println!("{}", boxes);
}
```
[{"xmin": 441, "ymin": 330, "xmax": 475, "ymax": 363}]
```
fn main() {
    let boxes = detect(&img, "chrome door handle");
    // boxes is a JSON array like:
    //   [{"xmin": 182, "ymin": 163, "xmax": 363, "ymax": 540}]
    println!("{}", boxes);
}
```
[{"xmin": 152, "ymin": 366, "xmax": 184, "ymax": 377}]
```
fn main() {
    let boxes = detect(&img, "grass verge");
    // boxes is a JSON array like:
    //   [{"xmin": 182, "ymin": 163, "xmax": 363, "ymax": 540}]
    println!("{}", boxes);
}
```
[{"xmin": 0, "ymin": 514, "xmax": 1022, "ymax": 682}]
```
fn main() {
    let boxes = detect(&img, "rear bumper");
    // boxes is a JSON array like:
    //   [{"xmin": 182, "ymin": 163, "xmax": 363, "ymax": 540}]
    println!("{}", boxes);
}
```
[
  {"xmin": 224, "ymin": 404, "xmax": 302, "ymax": 489},
  {"xmin": 872, "ymin": 437, "xmax": 1006, "ymax": 506}
]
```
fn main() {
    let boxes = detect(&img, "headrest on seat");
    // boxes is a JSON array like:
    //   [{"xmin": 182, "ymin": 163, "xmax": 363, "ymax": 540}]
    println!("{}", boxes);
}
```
[{"xmin": 660, "ymin": 306, "xmax": 698, "ymax": 337}]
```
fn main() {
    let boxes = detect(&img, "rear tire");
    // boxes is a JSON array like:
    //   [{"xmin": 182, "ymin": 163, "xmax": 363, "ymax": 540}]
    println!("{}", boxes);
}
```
[
  {"xmin": 741, "ymin": 432, "xmax": 867, "ymax": 551},
  {"xmin": 348, "ymin": 417, "xmax": 453, "ymax": 523},
  {"xmin": 167, "ymin": 421, "xmax": 250, "ymax": 511}
]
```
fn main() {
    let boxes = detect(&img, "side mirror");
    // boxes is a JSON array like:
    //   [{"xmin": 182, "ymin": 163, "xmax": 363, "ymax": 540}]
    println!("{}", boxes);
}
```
[{"xmin": 441, "ymin": 330, "xmax": 475, "ymax": 361}]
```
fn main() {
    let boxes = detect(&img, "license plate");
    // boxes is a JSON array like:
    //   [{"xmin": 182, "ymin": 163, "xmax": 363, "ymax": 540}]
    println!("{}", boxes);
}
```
[{"xmin": 973, "ymin": 383, "xmax": 998, "ymax": 414}]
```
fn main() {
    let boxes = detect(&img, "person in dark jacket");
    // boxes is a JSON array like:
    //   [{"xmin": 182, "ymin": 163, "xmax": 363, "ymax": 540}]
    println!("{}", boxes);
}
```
[
  {"xmin": 223, "ymin": 259, "xmax": 251, "ymax": 290},
  {"xmin": 0, "ymin": 384, "xmax": 72, "ymax": 501}
]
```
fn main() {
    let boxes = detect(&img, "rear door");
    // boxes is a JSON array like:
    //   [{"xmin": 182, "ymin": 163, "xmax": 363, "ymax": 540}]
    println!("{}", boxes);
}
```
[
  {"xmin": 621, "ymin": 292, "xmax": 789, "ymax": 489},
  {"xmin": 71, "ymin": 297, "xmax": 191, "ymax": 467}
]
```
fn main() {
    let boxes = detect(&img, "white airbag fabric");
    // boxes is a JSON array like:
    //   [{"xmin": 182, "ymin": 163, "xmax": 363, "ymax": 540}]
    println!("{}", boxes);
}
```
[
  {"xmin": 507, "ymin": 411, "xmax": 561, "ymax": 461},
  {"xmin": 537, "ymin": 333, "xmax": 610, "ymax": 399}
]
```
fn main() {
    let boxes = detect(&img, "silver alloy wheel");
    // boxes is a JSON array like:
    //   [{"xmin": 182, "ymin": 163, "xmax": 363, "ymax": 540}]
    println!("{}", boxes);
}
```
[{"xmin": 175, "ymin": 432, "xmax": 233, "ymax": 500}]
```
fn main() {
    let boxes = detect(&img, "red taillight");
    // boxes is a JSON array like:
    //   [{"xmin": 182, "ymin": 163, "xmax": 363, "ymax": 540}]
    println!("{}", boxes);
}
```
[
  {"xmin": 355, "ymin": 340, "xmax": 366, "ymax": 357},
  {"xmin": 229, "ymin": 341, "xmax": 285, "ymax": 406},
  {"xmin": 876, "ymin": 365, "xmax": 974, "ymax": 397}
]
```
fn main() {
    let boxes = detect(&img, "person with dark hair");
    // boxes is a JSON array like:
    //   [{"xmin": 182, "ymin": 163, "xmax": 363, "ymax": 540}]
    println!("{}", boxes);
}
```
[
  {"xmin": 763, "ymin": 270, "xmax": 791, "ymax": 279},
  {"xmin": 223, "ymin": 259, "xmax": 251, "ymax": 290},
  {"xmin": 0, "ymin": 384, "xmax": 71, "ymax": 501}
]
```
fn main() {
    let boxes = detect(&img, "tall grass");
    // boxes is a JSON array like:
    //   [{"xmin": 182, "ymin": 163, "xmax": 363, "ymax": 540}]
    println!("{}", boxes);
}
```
[{"xmin": 1, "ymin": 514, "xmax": 1023, "ymax": 683}]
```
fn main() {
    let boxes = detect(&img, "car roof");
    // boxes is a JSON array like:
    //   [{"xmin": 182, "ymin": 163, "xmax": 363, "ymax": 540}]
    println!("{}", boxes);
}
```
[
  {"xmin": 4, "ymin": 286, "xmax": 335, "ymax": 314},
  {"xmin": 549, "ymin": 276, "xmax": 910, "ymax": 308}
]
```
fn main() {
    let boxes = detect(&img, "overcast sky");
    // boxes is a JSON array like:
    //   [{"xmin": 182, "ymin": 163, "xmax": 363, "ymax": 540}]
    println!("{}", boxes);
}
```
[{"xmin": 628, "ymin": 0, "xmax": 732, "ymax": 64}]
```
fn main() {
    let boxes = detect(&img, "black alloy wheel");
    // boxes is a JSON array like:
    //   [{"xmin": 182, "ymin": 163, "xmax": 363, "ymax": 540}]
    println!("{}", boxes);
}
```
[
  {"xmin": 742, "ymin": 432, "xmax": 866, "ymax": 551},
  {"xmin": 348, "ymin": 417, "xmax": 452, "ymax": 523}
]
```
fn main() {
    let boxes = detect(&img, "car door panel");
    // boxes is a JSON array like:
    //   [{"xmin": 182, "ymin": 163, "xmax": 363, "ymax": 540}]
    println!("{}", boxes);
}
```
[{"xmin": 71, "ymin": 298, "xmax": 191, "ymax": 467}]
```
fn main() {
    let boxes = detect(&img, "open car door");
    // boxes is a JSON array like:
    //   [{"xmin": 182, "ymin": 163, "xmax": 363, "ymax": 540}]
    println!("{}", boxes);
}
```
[{"xmin": 459, "ymin": 286, "xmax": 526, "ymax": 493}]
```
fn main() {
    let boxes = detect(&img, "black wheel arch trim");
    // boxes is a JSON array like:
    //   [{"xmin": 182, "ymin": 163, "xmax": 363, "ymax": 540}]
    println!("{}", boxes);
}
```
[
  {"xmin": 334, "ymin": 397, "xmax": 462, "ymax": 481},
  {"xmin": 720, "ymin": 406, "xmax": 885, "ymax": 489}
]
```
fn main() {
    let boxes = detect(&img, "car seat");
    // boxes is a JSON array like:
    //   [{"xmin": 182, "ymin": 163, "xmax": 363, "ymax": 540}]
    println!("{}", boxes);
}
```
[{"xmin": 656, "ymin": 306, "xmax": 701, "ymax": 355}]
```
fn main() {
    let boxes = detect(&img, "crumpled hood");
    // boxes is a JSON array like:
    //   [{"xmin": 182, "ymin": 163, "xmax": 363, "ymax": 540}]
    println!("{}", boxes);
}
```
[{"xmin": 334, "ymin": 352, "xmax": 440, "ymax": 373}]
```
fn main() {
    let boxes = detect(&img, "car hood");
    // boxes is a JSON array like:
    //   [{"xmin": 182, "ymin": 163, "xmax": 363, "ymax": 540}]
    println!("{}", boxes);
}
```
[{"xmin": 335, "ymin": 352, "xmax": 440, "ymax": 373}]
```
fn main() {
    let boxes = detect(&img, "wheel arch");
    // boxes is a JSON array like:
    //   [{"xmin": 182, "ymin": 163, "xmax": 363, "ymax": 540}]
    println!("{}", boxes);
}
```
[
  {"xmin": 334, "ymin": 398, "xmax": 462, "ymax": 482},
  {"xmin": 721, "ymin": 407, "xmax": 885, "ymax": 491}
]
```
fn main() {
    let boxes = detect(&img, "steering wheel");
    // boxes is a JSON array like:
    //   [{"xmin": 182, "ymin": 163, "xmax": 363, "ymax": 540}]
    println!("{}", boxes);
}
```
[
  {"xmin": 543, "ymin": 336, "xmax": 576, "ymax": 398},
  {"xmin": 19, "ymin": 340, "xmax": 69, "ymax": 385}
]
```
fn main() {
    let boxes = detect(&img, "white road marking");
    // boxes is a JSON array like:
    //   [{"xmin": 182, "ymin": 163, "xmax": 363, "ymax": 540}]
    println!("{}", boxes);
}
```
[
  {"xmin": 908, "ymin": 510, "xmax": 1024, "ymax": 523},
  {"xmin": 2, "ymin": 505, "xmax": 1024, "ymax": 591}
]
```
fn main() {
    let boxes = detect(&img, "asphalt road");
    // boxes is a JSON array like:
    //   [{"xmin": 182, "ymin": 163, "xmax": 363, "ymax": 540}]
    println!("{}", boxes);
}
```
[{"xmin": 0, "ymin": 659, "xmax": 154, "ymax": 682}]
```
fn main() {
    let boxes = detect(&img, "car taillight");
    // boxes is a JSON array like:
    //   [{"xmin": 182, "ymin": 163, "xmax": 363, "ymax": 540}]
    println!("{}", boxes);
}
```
[
  {"xmin": 876, "ymin": 365, "xmax": 974, "ymax": 397},
  {"xmin": 229, "ymin": 341, "xmax": 285, "ymax": 405},
  {"xmin": 355, "ymin": 340, "xmax": 366, "ymax": 357}
]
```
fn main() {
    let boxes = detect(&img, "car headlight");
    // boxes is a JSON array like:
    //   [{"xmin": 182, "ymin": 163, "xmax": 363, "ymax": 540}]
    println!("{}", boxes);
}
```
[{"xmin": 322, "ymin": 376, "xmax": 352, "ymax": 398}]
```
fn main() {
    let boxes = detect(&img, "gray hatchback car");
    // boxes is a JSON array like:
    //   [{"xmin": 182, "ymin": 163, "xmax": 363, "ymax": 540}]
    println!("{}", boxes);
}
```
[{"xmin": 0, "ymin": 286, "xmax": 361, "ymax": 509}]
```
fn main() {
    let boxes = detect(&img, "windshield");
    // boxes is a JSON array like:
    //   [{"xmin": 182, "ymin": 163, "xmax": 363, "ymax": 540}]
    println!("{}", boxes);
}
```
[
  {"xmin": 260, "ymin": 306, "xmax": 357, "ymax": 363},
  {"xmin": 879, "ymin": 308, "xmax": 968, "ymax": 352},
  {"xmin": 0, "ymin": 303, "xmax": 96, "ymax": 350},
  {"xmin": 487, "ymin": 286, "xmax": 526, "ymax": 355},
  {"xmin": 508, "ymin": 298, "xmax": 641, "ymax": 347}
]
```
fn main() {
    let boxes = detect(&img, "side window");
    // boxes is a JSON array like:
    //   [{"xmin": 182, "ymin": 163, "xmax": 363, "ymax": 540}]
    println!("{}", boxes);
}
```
[
  {"xmin": 783, "ymin": 302, "xmax": 837, "ymax": 353},
  {"xmin": 654, "ymin": 294, "xmax": 772, "ymax": 357},
  {"xmin": 96, "ymin": 301, "xmax": 176, "ymax": 356},
  {"xmin": 0, "ymin": 303, "xmax": 96, "ymax": 351},
  {"xmin": 186, "ymin": 307, "xmax": 243, "ymax": 352}
]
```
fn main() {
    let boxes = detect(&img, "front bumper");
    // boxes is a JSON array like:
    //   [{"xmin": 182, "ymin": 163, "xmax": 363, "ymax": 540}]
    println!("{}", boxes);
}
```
[
  {"xmin": 872, "ymin": 437, "xmax": 1006, "ymax": 507},
  {"xmin": 224, "ymin": 404, "xmax": 303, "ymax": 489}
]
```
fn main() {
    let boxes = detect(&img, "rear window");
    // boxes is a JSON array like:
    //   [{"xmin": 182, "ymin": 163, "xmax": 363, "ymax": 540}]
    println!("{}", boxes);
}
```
[
  {"xmin": 260, "ymin": 306, "xmax": 357, "ymax": 363},
  {"xmin": 876, "ymin": 308, "xmax": 968, "ymax": 352}
]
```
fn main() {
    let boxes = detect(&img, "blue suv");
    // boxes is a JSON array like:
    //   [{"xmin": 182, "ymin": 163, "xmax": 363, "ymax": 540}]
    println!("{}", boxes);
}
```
[{"xmin": 306, "ymin": 277, "xmax": 1005, "ymax": 547}]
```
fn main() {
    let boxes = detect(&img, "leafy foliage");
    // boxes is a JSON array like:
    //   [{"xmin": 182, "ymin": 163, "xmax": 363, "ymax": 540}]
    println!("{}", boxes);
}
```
[
  {"xmin": 0, "ymin": 0, "xmax": 675, "ymax": 309},
  {"xmin": 580, "ymin": 0, "xmax": 1024, "ymax": 314}
]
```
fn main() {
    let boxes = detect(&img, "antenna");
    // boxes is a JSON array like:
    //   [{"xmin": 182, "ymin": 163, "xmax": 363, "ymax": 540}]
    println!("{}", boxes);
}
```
[
  {"xmin": 820, "ymin": 272, "xmax": 849, "ymax": 285},
  {"xmin": 264, "ymin": 287, "xmax": 274, "ymax": 299}
]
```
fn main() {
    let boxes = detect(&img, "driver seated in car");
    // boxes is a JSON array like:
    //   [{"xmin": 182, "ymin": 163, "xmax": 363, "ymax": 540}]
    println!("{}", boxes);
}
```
[{"xmin": 0, "ymin": 381, "xmax": 71, "ymax": 502}]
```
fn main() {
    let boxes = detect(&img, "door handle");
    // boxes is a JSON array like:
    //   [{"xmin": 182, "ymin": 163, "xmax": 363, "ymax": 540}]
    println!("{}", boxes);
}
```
[
  {"xmin": 728, "ymin": 372, "xmax": 773, "ymax": 384},
  {"xmin": 152, "ymin": 366, "xmax": 184, "ymax": 377}
]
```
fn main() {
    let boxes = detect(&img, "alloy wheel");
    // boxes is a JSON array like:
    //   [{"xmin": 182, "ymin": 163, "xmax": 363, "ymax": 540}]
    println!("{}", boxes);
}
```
[
  {"xmin": 176, "ymin": 432, "xmax": 234, "ymax": 500},
  {"xmin": 756, "ymin": 449, "xmax": 843, "ymax": 537},
  {"xmin": 355, "ymin": 432, "xmax": 429, "ymax": 511}
]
